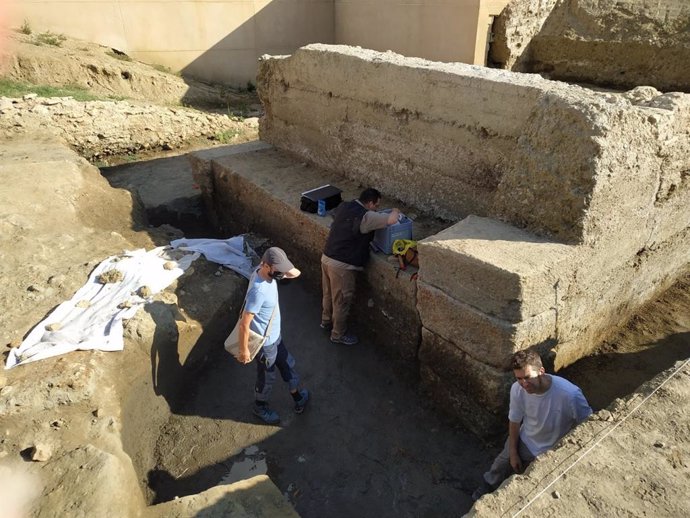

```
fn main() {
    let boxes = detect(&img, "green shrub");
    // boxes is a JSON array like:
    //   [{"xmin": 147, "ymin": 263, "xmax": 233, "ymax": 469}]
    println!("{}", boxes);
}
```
[
  {"xmin": 151, "ymin": 63, "xmax": 173, "ymax": 74},
  {"xmin": 214, "ymin": 128, "xmax": 241, "ymax": 143},
  {"xmin": 34, "ymin": 31, "xmax": 67, "ymax": 47},
  {"xmin": 0, "ymin": 79, "xmax": 124, "ymax": 102},
  {"xmin": 19, "ymin": 20, "xmax": 32, "ymax": 35}
]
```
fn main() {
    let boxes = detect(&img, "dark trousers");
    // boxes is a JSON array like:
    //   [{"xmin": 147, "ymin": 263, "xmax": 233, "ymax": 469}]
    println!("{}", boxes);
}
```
[{"xmin": 254, "ymin": 339, "xmax": 299, "ymax": 403}]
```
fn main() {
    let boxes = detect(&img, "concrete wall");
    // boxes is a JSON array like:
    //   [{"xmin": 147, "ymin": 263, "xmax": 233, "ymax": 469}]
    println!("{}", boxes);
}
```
[
  {"xmin": 6, "ymin": 0, "xmax": 508, "ymax": 86},
  {"xmin": 257, "ymin": 45, "xmax": 690, "ymax": 433},
  {"xmin": 491, "ymin": 0, "xmax": 690, "ymax": 92},
  {"xmin": 335, "ymin": 0, "xmax": 509, "ymax": 65},
  {"xmin": 6, "ymin": 0, "xmax": 335, "ymax": 86}
]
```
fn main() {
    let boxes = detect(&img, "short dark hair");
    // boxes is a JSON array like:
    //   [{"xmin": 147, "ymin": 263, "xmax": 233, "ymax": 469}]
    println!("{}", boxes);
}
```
[
  {"xmin": 359, "ymin": 188, "xmax": 381, "ymax": 204},
  {"xmin": 511, "ymin": 350, "xmax": 543, "ymax": 371}
]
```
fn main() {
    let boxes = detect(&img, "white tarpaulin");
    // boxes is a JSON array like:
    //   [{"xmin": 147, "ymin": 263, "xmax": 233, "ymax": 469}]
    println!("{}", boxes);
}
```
[
  {"xmin": 5, "ymin": 246, "xmax": 199, "ymax": 369},
  {"xmin": 6, "ymin": 236, "xmax": 259, "ymax": 370}
]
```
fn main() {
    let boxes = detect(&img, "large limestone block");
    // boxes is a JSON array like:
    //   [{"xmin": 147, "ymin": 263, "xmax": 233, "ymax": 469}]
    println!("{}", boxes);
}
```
[
  {"xmin": 259, "ymin": 44, "xmax": 554, "ymax": 133},
  {"xmin": 361, "ymin": 254, "xmax": 421, "ymax": 361},
  {"xmin": 553, "ymin": 227, "xmax": 690, "ymax": 369},
  {"xmin": 257, "ymin": 45, "xmax": 577, "ymax": 224},
  {"xmin": 417, "ymin": 281, "xmax": 556, "ymax": 368},
  {"xmin": 418, "ymin": 216, "xmax": 573, "ymax": 322},
  {"xmin": 419, "ymin": 328, "xmax": 512, "ymax": 436}
]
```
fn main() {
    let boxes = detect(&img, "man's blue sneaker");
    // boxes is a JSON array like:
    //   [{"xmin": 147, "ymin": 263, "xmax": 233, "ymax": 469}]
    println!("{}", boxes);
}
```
[
  {"xmin": 253, "ymin": 404, "xmax": 280, "ymax": 425},
  {"xmin": 330, "ymin": 333, "xmax": 358, "ymax": 346},
  {"xmin": 294, "ymin": 389, "xmax": 310, "ymax": 414}
]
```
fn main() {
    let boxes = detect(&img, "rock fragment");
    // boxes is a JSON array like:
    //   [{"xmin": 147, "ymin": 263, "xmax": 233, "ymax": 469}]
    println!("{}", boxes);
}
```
[
  {"xmin": 29, "ymin": 444, "xmax": 52, "ymax": 462},
  {"xmin": 96, "ymin": 269, "xmax": 123, "ymax": 284}
]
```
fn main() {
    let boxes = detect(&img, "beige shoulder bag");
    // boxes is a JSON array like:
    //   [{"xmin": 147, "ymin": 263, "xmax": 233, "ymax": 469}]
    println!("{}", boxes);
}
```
[{"xmin": 224, "ymin": 298, "xmax": 276, "ymax": 362}]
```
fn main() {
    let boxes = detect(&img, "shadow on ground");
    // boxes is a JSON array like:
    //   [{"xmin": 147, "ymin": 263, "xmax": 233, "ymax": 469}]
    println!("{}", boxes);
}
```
[{"xmin": 561, "ymin": 332, "xmax": 690, "ymax": 411}]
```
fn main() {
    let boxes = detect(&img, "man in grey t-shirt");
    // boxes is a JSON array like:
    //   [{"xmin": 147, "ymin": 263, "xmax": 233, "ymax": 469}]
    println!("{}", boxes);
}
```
[{"xmin": 473, "ymin": 350, "xmax": 592, "ymax": 500}]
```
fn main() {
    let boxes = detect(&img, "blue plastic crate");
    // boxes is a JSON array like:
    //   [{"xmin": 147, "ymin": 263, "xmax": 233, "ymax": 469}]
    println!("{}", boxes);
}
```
[{"xmin": 372, "ymin": 211, "xmax": 413, "ymax": 254}]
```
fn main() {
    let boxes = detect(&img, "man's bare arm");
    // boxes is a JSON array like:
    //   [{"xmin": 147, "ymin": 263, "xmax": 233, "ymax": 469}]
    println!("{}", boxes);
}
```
[
  {"xmin": 386, "ymin": 208, "xmax": 401, "ymax": 225},
  {"xmin": 508, "ymin": 420, "xmax": 523, "ymax": 473},
  {"xmin": 236, "ymin": 311, "xmax": 255, "ymax": 364}
]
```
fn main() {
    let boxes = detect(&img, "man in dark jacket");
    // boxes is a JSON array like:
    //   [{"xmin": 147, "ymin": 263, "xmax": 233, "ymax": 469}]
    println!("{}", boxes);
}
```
[{"xmin": 321, "ymin": 188, "xmax": 399, "ymax": 345}]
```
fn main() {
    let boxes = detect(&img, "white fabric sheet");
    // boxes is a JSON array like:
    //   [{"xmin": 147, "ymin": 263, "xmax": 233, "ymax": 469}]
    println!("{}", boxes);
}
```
[
  {"xmin": 5, "ymin": 247, "xmax": 199, "ymax": 369},
  {"xmin": 170, "ymin": 236, "xmax": 257, "ymax": 279}
]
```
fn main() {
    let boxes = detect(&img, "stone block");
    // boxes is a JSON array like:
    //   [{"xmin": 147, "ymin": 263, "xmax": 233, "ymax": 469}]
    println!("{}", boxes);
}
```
[
  {"xmin": 553, "ymin": 226, "xmax": 690, "ymax": 369},
  {"xmin": 418, "ymin": 328, "xmax": 512, "ymax": 437},
  {"xmin": 417, "ymin": 281, "xmax": 556, "ymax": 369},
  {"xmin": 360, "ymin": 255, "xmax": 420, "ymax": 362},
  {"xmin": 420, "ymin": 364, "xmax": 506, "ymax": 439},
  {"xmin": 256, "ymin": 45, "xmax": 564, "ymax": 224},
  {"xmin": 418, "ymin": 215, "xmax": 573, "ymax": 322}
]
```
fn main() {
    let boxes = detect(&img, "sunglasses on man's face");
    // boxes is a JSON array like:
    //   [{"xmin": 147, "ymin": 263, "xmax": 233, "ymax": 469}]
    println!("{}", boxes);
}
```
[{"xmin": 265, "ymin": 264, "xmax": 285, "ymax": 280}]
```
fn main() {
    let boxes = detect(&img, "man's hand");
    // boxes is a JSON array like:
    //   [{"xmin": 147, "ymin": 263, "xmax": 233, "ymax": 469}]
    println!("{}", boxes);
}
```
[
  {"xmin": 387, "ymin": 208, "xmax": 401, "ymax": 225},
  {"xmin": 236, "ymin": 347, "xmax": 251, "ymax": 364},
  {"xmin": 509, "ymin": 450, "xmax": 523, "ymax": 474}
]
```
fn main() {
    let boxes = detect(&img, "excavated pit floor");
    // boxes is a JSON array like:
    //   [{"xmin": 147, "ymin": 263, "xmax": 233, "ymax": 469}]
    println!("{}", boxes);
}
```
[{"xmin": 107, "ymin": 150, "xmax": 690, "ymax": 518}]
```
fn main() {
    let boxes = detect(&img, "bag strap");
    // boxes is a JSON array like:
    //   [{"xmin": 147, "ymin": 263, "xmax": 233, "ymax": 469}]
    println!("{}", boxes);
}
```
[{"xmin": 262, "ymin": 304, "xmax": 277, "ymax": 338}]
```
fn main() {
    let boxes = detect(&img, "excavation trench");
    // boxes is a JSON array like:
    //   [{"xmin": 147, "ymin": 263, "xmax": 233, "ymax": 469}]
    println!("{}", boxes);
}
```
[{"xmin": 109, "ymin": 152, "xmax": 690, "ymax": 518}]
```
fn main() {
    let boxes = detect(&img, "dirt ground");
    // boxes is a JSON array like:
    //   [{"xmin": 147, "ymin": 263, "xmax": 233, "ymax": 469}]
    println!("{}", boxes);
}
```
[{"xmin": 1, "ymin": 29, "xmax": 689, "ymax": 518}]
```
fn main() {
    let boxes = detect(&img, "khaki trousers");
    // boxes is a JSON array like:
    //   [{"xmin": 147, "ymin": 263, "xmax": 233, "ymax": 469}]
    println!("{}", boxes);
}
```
[{"xmin": 321, "ymin": 261, "xmax": 357, "ymax": 339}]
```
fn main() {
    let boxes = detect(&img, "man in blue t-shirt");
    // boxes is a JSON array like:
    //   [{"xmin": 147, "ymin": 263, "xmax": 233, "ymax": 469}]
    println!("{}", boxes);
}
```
[{"xmin": 236, "ymin": 247, "xmax": 309, "ymax": 424}]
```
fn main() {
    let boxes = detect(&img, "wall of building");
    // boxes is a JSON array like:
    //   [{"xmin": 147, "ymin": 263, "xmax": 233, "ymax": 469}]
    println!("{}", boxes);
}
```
[
  {"xmin": 6, "ymin": 0, "xmax": 508, "ymax": 86},
  {"xmin": 335, "ymin": 0, "xmax": 497, "ymax": 64},
  {"xmin": 6, "ymin": 0, "xmax": 335, "ymax": 86}
]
